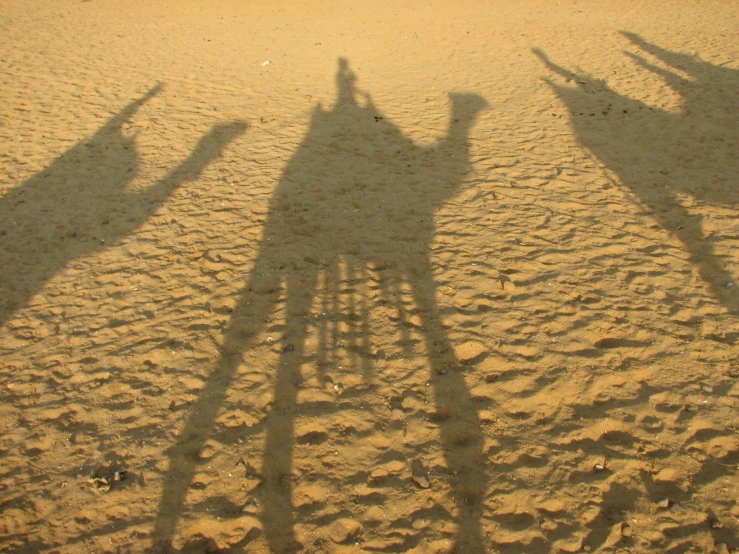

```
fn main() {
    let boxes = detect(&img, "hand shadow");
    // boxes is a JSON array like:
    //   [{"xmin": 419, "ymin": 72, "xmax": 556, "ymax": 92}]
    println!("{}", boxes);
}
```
[{"xmin": 154, "ymin": 58, "xmax": 491, "ymax": 552}]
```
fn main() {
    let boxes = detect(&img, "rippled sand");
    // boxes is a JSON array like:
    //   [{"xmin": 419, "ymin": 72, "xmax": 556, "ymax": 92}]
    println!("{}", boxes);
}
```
[{"xmin": 1, "ymin": 1, "xmax": 738, "ymax": 552}]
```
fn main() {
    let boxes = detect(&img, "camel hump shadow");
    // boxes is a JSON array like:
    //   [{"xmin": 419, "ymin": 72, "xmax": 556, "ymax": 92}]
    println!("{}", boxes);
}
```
[
  {"xmin": 0, "ymin": 83, "xmax": 246, "ymax": 327},
  {"xmin": 534, "ymin": 33, "xmax": 739, "ymax": 310}
]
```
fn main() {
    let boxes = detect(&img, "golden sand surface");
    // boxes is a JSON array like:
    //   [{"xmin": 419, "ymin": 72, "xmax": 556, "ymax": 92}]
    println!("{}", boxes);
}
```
[{"xmin": 1, "ymin": 1, "xmax": 738, "ymax": 552}]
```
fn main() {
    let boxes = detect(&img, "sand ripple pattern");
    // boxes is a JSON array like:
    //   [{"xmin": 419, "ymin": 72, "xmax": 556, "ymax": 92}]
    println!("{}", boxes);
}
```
[{"xmin": 1, "ymin": 1, "xmax": 738, "ymax": 553}]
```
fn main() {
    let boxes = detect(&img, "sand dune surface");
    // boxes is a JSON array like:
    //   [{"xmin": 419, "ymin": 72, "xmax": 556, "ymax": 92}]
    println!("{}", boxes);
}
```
[{"xmin": 1, "ymin": 1, "xmax": 738, "ymax": 553}]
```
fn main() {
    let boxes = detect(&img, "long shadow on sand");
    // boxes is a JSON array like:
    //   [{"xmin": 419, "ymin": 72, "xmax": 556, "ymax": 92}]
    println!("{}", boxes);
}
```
[
  {"xmin": 535, "ymin": 32, "xmax": 739, "ymax": 313},
  {"xmin": 0, "ymin": 84, "xmax": 246, "ymax": 328},
  {"xmin": 154, "ymin": 59, "xmax": 490, "ymax": 552}
]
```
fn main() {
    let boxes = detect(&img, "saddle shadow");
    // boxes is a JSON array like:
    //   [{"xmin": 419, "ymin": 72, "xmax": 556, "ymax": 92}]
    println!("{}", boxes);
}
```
[
  {"xmin": 154, "ymin": 58, "xmax": 490, "ymax": 552},
  {"xmin": 0, "ymin": 84, "xmax": 246, "ymax": 328},
  {"xmin": 534, "ymin": 32, "xmax": 739, "ymax": 312}
]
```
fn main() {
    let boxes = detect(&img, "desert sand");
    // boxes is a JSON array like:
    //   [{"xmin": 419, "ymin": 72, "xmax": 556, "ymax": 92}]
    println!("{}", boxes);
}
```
[{"xmin": 1, "ymin": 0, "xmax": 738, "ymax": 552}]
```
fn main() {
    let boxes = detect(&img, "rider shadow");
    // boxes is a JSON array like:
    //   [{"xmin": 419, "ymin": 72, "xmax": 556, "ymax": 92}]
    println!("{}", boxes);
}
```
[
  {"xmin": 534, "ymin": 32, "xmax": 739, "ymax": 312},
  {"xmin": 0, "ymin": 84, "xmax": 246, "ymax": 329},
  {"xmin": 155, "ymin": 58, "xmax": 490, "ymax": 552}
]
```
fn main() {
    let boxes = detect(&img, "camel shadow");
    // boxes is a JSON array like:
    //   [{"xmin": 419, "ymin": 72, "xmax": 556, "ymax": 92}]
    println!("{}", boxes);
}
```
[
  {"xmin": 154, "ymin": 58, "xmax": 490, "ymax": 552},
  {"xmin": 534, "ymin": 33, "xmax": 739, "ymax": 313},
  {"xmin": 0, "ymin": 84, "xmax": 246, "ymax": 328}
]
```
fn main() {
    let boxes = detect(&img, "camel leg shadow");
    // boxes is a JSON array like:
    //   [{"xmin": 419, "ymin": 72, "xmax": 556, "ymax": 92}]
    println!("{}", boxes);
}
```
[
  {"xmin": 151, "ymin": 257, "xmax": 283, "ymax": 549},
  {"xmin": 259, "ymin": 270, "xmax": 318, "ymax": 552},
  {"xmin": 413, "ymin": 265, "xmax": 488, "ymax": 552}
]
